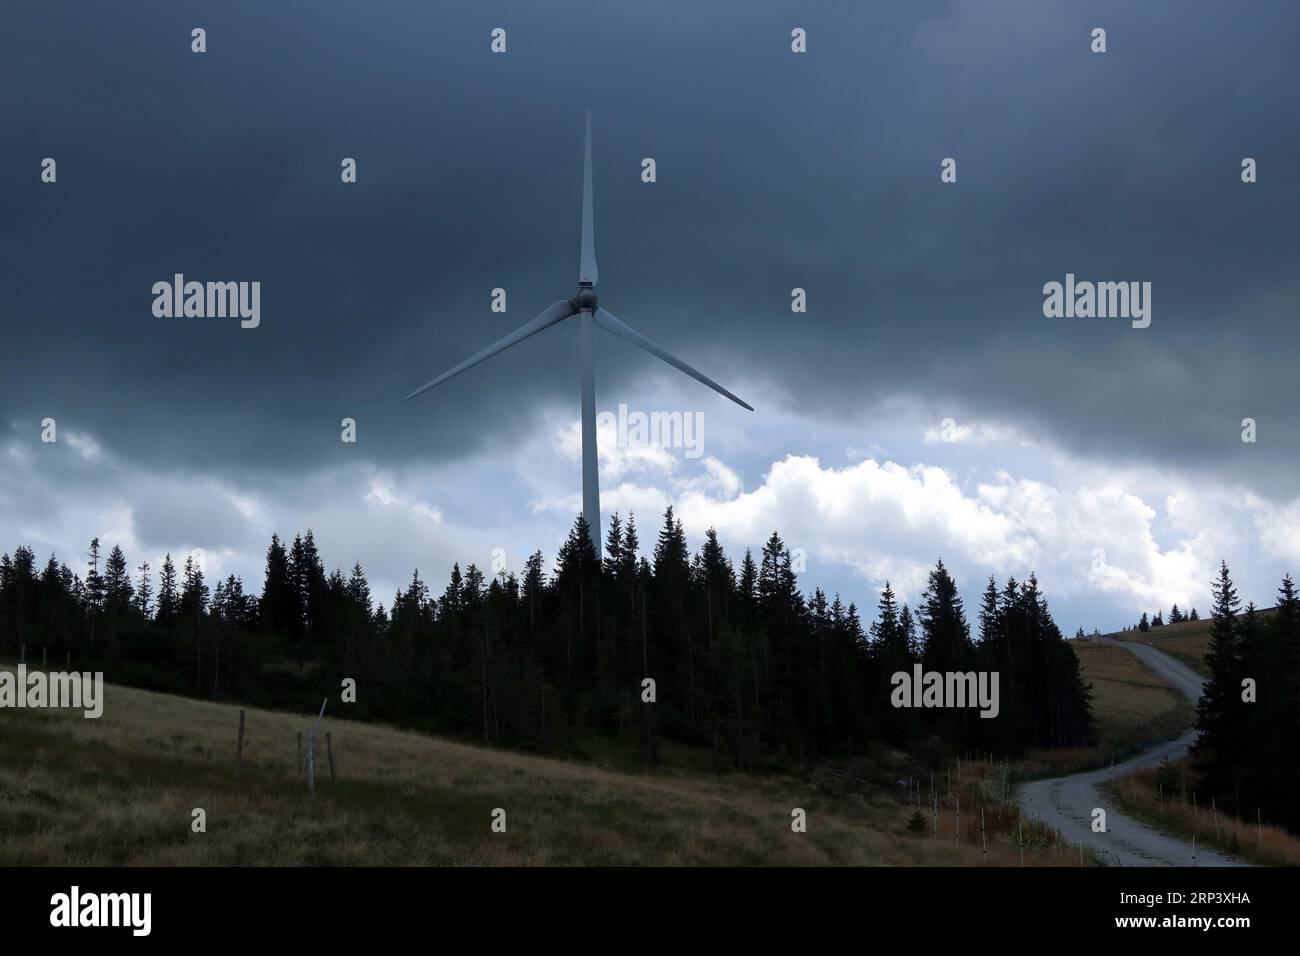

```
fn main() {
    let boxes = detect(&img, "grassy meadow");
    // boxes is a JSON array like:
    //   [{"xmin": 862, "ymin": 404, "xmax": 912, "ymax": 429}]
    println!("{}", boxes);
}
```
[
  {"xmin": 1011, "ymin": 639, "xmax": 1194, "ymax": 779},
  {"xmin": 0, "ymin": 639, "xmax": 1194, "ymax": 866},
  {"xmin": 0, "ymin": 662, "xmax": 1047, "ymax": 866},
  {"xmin": 1110, "ymin": 619, "xmax": 1216, "ymax": 675},
  {"xmin": 1108, "ymin": 608, "xmax": 1281, "ymax": 678}
]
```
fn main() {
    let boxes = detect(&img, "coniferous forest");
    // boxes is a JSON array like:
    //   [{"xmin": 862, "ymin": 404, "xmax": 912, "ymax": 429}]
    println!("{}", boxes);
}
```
[
  {"xmin": 1192, "ymin": 562, "xmax": 1300, "ymax": 834},
  {"xmin": 0, "ymin": 508, "xmax": 1095, "ymax": 769}
]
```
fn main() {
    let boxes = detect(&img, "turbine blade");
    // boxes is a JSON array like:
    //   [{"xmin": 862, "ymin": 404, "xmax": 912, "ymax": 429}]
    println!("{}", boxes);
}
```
[
  {"xmin": 594, "ymin": 308, "xmax": 753, "ymax": 411},
  {"xmin": 579, "ymin": 109, "xmax": 598, "ymax": 286},
  {"xmin": 405, "ymin": 300, "xmax": 577, "ymax": 400}
]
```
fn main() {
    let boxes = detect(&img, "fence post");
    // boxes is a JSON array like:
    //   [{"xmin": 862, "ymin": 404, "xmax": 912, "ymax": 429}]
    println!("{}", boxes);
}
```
[
  {"xmin": 306, "ymin": 698, "xmax": 327, "ymax": 796},
  {"xmin": 296, "ymin": 732, "xmax": 303, "ymax": 778},
  {"xmin": 326, "ymin": 731, "xmax": 337, "ymax": 783},
  {"xmin": 236, "ymin": 709, "xmax": 246, "ymax": 776},
  {"xmin": 980, "ymin": 805, "xmax": 986, "ymax": 864}
]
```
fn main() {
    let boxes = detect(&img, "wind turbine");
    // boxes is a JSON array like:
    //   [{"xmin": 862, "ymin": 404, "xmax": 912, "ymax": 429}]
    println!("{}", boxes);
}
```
[{"xmin": 405, "ymin": 111, "xmax": 753, "ymax": 553}]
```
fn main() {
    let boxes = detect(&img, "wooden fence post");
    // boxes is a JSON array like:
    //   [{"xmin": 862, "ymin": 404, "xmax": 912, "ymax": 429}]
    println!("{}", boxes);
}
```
[
  {"xmin": 236, "ymin": 709, "xmax": 246, "ymax": 777},
  {"xmin": 306, "ymin": 698, "xmax": 327, "ymax": 795},
  {"xmin": 326, "ymin": 732, "xmax": 337, "ymax": 783},
  {"xmin": 980, "ymin": 805, "xmax": 986, "ymax": 864}
]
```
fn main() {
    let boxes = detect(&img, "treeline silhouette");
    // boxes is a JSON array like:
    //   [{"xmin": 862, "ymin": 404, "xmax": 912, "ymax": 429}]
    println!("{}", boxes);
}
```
[
  {"xmin": 1123, "ymin": 604, "xmax": 1201, "ymax": 632},
  {"xmin": 1193, "ymin": 562, "xmax": 1300, "ymax": 833},
  {"xmin": 0, "ymin": 509, "xmax": 1093, "ymax": 766}
]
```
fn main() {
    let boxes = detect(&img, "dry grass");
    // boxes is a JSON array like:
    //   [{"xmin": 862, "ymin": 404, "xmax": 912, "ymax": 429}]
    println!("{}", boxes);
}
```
[
  {"xmin": 1110, "ymin": 619, "xmax": 1215, "ymax": 676},
  {"xmin": 1106, "ymin": 759, "xmax": 1300, "ymax": 866},
  {"xmin": 909, "ymin": 758, "xmax": 1100, "ymax": 867},
  {"xmin": 1013, "ymin": 641, "xmax": 1194, "ymax": 778},
  {"xmin": 1108, "ymin": 608, "xmax": 1279, "ymax": 677},
  {"xmin": 0, "ymin": 666, "xmax": 1079, "ymax": 866}
]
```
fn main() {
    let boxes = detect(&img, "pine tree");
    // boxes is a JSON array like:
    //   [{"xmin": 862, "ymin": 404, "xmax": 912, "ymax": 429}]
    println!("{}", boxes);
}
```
[
  {"xmin": 1193, "ymin": 561, "xmax": 1243, "ymax": 801},
  {"xmin": 134, "ymin": 560, "xmax": 154, "ymax": 618},
  {"xmin": 103, "ymin": 544, "xmax": 133, "ymax": 615},
  {"xmin": 85, "ymin": 538, "xmax": 105, "ymax": 613},
  {"xmin": 604, "ymin": 513, "xmax": 624, "ymax": 580},
  {"xmin": 259, "ymin": 535, "xmax": 292, "ymax": 635},
  {"xmin": 346, "ymin": 563, "xmax": 372, "ymax": 615},
  {"xmin": 180, "ymin": 556, "xmax": 209, "ymax": 693},
  {"xmin": 522, "ymin": 550, "xmax": 545, "ymax": 645},
  {"xmin": 919, "ymin": 560, "xmax": 970, "ymax": 675},
  {"xmin": 157, "ymin": 553, "xmax": 179, "ymax": 624}
]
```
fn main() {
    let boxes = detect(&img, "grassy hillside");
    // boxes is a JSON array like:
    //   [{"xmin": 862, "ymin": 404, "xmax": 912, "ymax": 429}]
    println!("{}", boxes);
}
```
[
  {"xmin": 1012, "ymin": 640, "xmax": 1194, "ymax": 779},
  {"xmin": 0, "ymin": 640, "xmax": 1192, "ymax": 866},
  {"xmin": 1110, "ymin": 620, "xmax": 1214, "ymax": 675},
  {"xmin": 1075, "ymin": 640, "xmax": 1194, "ymax": 746},
  {"xmin": 1, "ymin": 664, "xmax": 1051, "ymax": 866},
  {"xmin": 1108, "ymin": 608, "xmax": 1278, "ymax": 677}
]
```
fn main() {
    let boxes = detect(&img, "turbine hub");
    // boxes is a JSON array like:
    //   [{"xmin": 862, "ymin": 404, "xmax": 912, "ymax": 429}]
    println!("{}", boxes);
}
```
[{"xmin": 572, "ymin": 287, "xmax": 598, "ymax": 313}]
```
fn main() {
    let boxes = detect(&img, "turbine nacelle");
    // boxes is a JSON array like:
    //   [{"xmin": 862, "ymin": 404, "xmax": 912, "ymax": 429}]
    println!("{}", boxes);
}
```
[{"xmin": 571, "ymin": 288, "xmax": 598, "ymax": 313}]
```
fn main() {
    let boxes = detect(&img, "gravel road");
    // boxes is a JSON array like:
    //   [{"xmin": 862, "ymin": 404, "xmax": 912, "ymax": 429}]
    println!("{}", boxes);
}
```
[{"xmin": 1015, "ymin": 638, "xmax": 1248, "ymax": 866}]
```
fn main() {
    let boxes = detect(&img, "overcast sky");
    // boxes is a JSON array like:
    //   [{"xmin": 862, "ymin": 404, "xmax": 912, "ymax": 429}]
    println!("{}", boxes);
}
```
[{"xmin": 3, "ymin": 0, "xmax": 1298, "ymax": 633}]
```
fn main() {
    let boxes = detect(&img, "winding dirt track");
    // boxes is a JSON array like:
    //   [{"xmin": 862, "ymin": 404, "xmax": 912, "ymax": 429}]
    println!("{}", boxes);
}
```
[{"xmin": 1015, "ymin": 638, "xmax": 1248, "ymax": 867}]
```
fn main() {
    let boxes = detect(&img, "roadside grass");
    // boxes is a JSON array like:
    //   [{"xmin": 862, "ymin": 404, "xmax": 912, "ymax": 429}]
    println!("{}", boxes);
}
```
[{"xmin": 1105, "ymin": 758, "xmax": 1299, "ymax": 866}]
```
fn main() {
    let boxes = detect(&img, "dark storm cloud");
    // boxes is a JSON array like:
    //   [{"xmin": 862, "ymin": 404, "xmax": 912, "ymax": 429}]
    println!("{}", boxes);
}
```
[{"xmin": 2, "ymin": 0, "xmax": 1298, "ymax": 495}]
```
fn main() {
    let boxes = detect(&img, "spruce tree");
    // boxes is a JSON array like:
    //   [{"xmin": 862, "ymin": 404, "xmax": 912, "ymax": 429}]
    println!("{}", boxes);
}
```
[
  {"xmin": 134, "ymin": 560, "xmax": 154, "ymax": 618},
  {"xmin": 157, "ymin": 553, "xmax": 179, "ymax": 624},
  {"xmin": 1193, "ymin": 561, "xmax": 1244, "ymax": 800}
]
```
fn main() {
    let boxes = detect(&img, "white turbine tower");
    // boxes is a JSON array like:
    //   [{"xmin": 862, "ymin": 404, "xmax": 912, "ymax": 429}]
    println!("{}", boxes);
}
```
[{"xmin": 406, "ymin": 111, "xmax": 753, "ymax": 553}]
